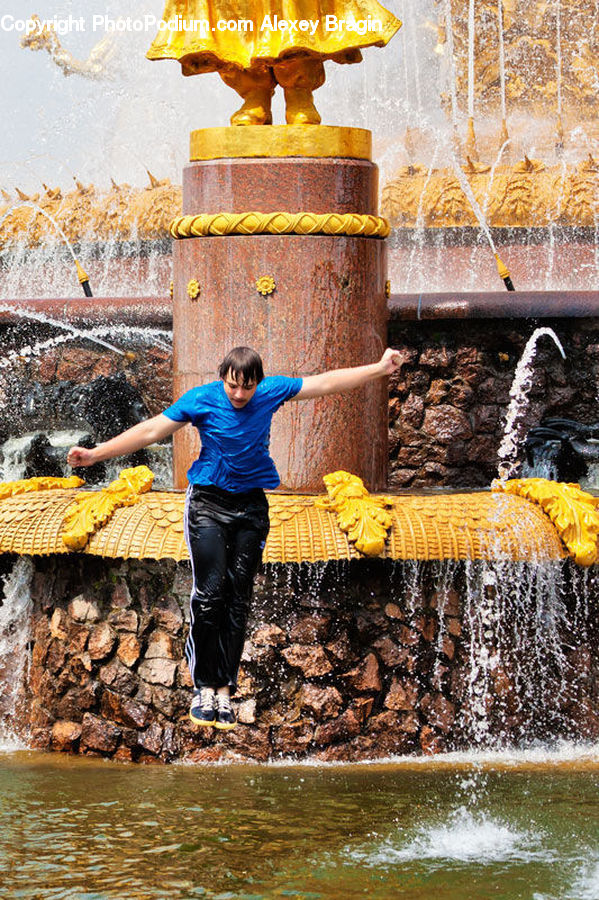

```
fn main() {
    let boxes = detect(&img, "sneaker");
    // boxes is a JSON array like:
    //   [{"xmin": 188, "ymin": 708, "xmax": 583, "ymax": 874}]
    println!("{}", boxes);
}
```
[
  {"xmin": 189, "ymin": 687, "xmax": 216, "ymax": 727},
  {"xmin": 214, "ymin": 694, "xmax": 237, "ymax": 731}
]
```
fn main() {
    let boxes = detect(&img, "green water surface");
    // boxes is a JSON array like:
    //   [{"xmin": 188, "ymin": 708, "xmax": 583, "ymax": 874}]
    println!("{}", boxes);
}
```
[{"xmin": 0, "ymin": 749, "xmax": 598, "ymax": 899}]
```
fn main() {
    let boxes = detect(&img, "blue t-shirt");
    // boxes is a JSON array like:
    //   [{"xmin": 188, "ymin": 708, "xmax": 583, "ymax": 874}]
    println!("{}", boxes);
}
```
[{"xmin": 162, "ymin": 376, "xmax": 303, "ymax": 491}]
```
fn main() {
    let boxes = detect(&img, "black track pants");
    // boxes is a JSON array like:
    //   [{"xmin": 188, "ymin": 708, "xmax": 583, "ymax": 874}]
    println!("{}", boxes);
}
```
[{"xmin": 184, "ymin": 485, "xmax": 270, "ymax": 693}]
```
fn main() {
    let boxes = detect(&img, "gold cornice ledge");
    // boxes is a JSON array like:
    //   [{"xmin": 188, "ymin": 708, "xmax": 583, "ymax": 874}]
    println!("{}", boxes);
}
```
[
  {"xmin": 189, "ymin": 126, "xmax": 372, "ymax": 162},
  {"xmin": 170, "ymin": 211, "xmax": 390, "ymax": 240},
  {"xmin": 0, "ymin": 468, "xmax": 575, "ymax": 565}
]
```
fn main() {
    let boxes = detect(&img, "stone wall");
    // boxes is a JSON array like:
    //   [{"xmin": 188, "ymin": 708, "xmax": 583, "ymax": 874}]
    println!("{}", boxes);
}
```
[
  {"xmin": 18, "ymin": 554, "xmax": 599, "ymax": 763},
  {"xmin": 388, "ymin": 317, "xmax": 599, "ymax": 489}
]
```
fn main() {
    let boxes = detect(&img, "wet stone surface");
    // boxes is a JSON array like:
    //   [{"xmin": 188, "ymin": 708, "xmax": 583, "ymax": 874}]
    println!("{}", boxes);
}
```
[
  {"xmin": 17, "ymin": 555, "xmax": 599, "ymax": 763},
  {"xmin": 387, "ymin": 317, "xmax": 598, "ymax": 488}
]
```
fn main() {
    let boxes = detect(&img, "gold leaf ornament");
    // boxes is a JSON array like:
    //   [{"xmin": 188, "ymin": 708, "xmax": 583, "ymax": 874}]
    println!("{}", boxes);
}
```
[
  {"xmin": 314, "ymin": 470, "xmax": 393, "ymax": 556},
  {"xmin": 61, "ymin": 466, "xmax": 154, "ymax": 550},
  {"xmin": 492, "ymin": 477, "xmax": 599, "ymax": 566},
  {"xmin": 256, "ymin": 275, "xmax": 276, "ymax": 296}
]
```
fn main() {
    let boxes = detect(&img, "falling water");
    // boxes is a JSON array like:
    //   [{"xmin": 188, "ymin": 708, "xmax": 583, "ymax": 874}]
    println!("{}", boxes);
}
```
[
  {"xmin": 467, "ymin": 0, "xmax": 475, "ymax": 122},
  {"xmin": 0, "ymin": 558, "xmax": 34, "ymax": 750},
  {"xmin": 0, "ymin": 203, "xmax": 73, "ymax": 257},
  {"xmin": 544, "ymin": 156, "xmax": 568, "ymax": 290},
  {"xmin": 443, "ymin": 0, "xmax": 459, "ymax": 135},
  {"xmin": 404, "ymin": 140, "xmax": 441, "ymax": 291},
  {"xmin": 462, "ymin": 560, "xmax": 568, "ymax": 745},
  {"xmin": 497, "ymin": 327, "xmax": 567, "ymax": 479},
  {"xmin": 497, "ymin": 0, "xmax": 507, "ymax": 125},
  {"xmin": 401, "ymin": 7, "xmax": 412, "ymax": 119},
  {"xmin": 556, "ymin": 0, "xmax": 563, "ymax": 123},
  {"xmin": 407, "ymin": 3, "xmax": 423, "ymax": 118}
]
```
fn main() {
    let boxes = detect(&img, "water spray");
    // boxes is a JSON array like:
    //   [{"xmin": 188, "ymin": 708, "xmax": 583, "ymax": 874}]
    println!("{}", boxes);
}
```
[
  {"xmin": 0, "ymin": 202, "xmax": 93, "ymax": 297},
  {"xmin": 450, "ymin": 161, "xmax": 516, "ymax": 291},
  {"xmin": 0, "ymin": 303, "xmax": 127, "ymax": 357}
]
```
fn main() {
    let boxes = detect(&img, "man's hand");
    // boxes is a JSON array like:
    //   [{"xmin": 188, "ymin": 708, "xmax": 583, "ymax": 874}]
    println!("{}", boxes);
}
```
[
  {"xmin": 378, "ymin": 348, "xmax": 405, "ymax": 375},
  {"xmin": 66, "ymin": 415, "xmax": 183, "ymax": 469},
  {"xmin": 67, "ymin": 446, "xmax": 97, "ymax": 468},
  {"xmin": 294, "ymin": 347, "xmax": 407, "ymax": 401}
]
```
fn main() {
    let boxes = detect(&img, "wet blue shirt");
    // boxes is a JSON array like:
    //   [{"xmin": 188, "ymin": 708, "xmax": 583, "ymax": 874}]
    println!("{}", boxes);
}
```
[{"xmin": 162, "ymin": 376, "xmax": 303, "ymax": 491}]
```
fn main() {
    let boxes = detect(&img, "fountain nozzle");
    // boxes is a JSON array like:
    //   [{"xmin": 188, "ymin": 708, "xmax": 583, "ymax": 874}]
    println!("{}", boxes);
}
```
[
  {"xmin": 75, "ymin": 260, "xmax": 93, "ymax": 298},
  {"xmin": 495, "ymin": 254, "xmax": 515, "ymax": 291}
]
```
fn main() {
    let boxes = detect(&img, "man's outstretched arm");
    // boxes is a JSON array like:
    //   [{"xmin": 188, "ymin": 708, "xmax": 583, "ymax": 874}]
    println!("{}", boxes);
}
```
[
  {"xmin": 292, "ymin": 348, "xmax": 403, "ymax": 401},
  {"xmin": 67, "ymin": 414, "xmax": 185, "ymax": 467}
]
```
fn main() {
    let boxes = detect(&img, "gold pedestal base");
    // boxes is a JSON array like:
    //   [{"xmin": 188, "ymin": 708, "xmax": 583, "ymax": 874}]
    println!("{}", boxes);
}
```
[{"xmin": 190, "ymin": 125, "xmax": 372, "ymax": 161}]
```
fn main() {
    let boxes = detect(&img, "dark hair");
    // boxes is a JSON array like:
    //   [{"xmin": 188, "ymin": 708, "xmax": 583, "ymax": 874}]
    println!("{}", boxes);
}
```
[{"xmin": 218, "ymin": 347, "xmax": 264, "ymax": 386}]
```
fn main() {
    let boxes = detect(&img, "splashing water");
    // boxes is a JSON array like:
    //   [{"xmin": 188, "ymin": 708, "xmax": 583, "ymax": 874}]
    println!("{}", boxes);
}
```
[
  {"xmin": 497, "ymin": 327, "xmax": 566, "ymax": 479},
  {"xmin": 0, "ymin": 558, "xmax": 34, "ymax": 751},
  {"xmin": 0, "ymin": 323, "xmax": 171, "ymax": 375},
  {"xmin": 348, "ymin": 807, "xmax": 549, "ymax": 867},
  {"xmin": 566, "ymin": 857, "xmax": 599, "ymax": 900},
  {"xmin": 0, "ymin": 303, "xmax": 126, "ymax": 358},
  {"xmin": 556, "ymin": 0, "xmax": 563, "ymax": 124}
]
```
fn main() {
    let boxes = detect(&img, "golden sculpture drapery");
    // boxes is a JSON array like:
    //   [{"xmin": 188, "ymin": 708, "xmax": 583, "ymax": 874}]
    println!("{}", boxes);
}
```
[{"xmin": 147, "ymin": 1, "xmax": 401, "ymax": 125}]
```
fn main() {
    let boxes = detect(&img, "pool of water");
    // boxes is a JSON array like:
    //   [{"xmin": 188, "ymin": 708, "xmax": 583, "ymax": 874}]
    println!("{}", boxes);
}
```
[{"xmin": 1, "ymin": 745, "xmax": 598, "ymax": 899}]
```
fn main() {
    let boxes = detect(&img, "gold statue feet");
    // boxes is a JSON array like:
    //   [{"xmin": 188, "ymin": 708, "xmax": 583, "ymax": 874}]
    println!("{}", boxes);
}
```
[
  {"xmin": 230, "ymin": 91, "xmax": 274, "ymax": 126},
  {"xmin": 220, "ymin": 66, "xmax": 275, "ymax": 125},
  {"xmin": 283, "ymin": 88, "xmax": 321, "ymax": 125},
  {"xmin": 220, "ymin": 58, "xmax": 325, "ymax": 126}
]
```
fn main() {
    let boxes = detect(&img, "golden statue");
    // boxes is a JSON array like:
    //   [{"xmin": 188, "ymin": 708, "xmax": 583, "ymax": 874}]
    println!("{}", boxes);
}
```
[{"xmin": 147, "ymin": 1, "xmax": 401, "ymax": 125}]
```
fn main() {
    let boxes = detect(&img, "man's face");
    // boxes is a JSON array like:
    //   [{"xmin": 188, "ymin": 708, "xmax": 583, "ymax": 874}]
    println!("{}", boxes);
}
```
[{"xmin": 222, "ymin": 370, "xmax": 258, "ymax": 409}]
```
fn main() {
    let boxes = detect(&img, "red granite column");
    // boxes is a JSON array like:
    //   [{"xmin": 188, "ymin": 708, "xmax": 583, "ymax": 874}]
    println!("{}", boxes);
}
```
[{"xmin": 172, "ymin": 130, "xmax": 388, "ymax": 492}]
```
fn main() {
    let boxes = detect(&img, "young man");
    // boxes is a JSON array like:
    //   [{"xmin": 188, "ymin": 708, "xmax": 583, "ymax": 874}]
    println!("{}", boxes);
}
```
[{"xmin": 67, "ymin": 346, "xmax": 402, "ymax": 730}]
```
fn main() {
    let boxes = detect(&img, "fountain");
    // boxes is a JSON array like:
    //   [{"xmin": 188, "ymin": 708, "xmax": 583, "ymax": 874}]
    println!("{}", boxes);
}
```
[
  {"xmin": 1, "ymin": 8, "xmax": 599, "ymax": 899},
  {"xmin": 0, "ymin": 0, "xmax": 598, "ymax": 777}
]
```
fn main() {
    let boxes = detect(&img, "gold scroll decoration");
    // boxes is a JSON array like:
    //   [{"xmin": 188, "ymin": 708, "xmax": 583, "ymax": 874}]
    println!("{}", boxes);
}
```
[
  {"xmin": 0, "ymin": 476, "xmax": 84, "ymax": 500},
  {"xmin": 314, "ymin": 470, "xmax": 393, "ymax": 557},
  {"xmin": 169, "ymin": 212, "xmax": 390, "ymax": 240},
  {"xmin": 493, "ymin": 477, "xmax": 599, "ymax": 567},
  {"xmin": 61, "ymin": 466, "xmax": 154, "ymax": 551}
]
